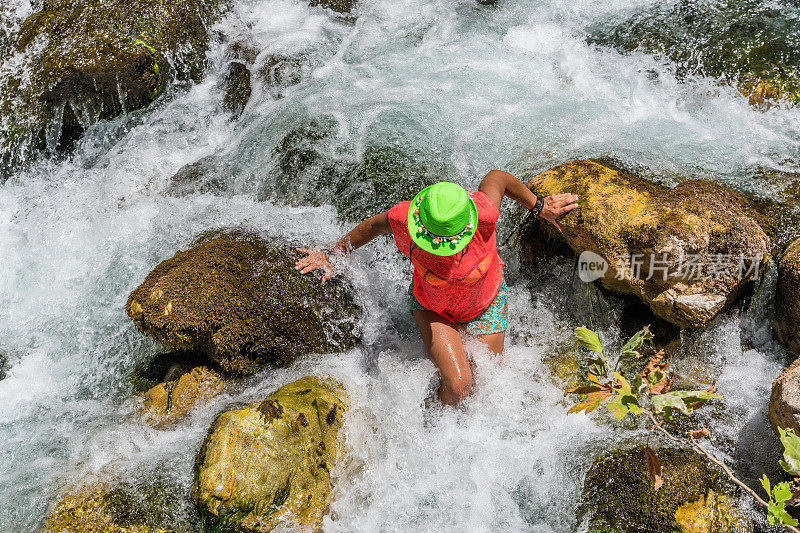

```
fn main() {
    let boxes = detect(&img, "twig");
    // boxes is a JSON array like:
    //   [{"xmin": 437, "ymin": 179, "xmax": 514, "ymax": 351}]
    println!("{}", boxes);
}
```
[{"xmin": 644, "ymin": 411, "xmax": 800, "ymax": 533}]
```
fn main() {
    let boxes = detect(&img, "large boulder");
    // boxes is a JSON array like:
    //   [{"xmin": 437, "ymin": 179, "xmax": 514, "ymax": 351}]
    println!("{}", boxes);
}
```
[
  {"xmin": 0, "ymin": 0, "xmax": 221, "ymax": 178},
  {"xmin": 581, "ymin": 445, "xmax": 749, "ymax": 533},
  {"xmin": 770, "ymin": 356, "xmax": 800, "ymax": 436},
  {"xmin": 586, "ymin": 0, "xmax": 800, "ymax": 108},
  {"xmin": 523, "ymin": 160, "xmax": 771, "ymax": 329},
  {"xmin": 126, "ymin": 232, "xmax": 360, "ymax": 375},
  {"xmin": 192, "ymin": 376, "xmax": 347, "ymax": 532},
  {"xmin": 776, "ymin": 238, "xmax": 800, "ymax": 354}
]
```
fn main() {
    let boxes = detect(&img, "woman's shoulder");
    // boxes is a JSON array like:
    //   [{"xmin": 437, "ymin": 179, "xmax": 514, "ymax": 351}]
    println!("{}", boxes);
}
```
[
  {"xmin": 387, "ymin": 201, "xmax": 411, "ymax": 224},
  {"xmin": 471, "ymin": 190, "xmax": 500, "ymax": 221}
]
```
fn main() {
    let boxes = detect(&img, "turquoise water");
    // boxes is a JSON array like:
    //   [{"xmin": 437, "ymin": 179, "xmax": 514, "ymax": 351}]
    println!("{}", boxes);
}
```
[{"xmin": 0, "ymin": 0, "xmax": 798, "ymax": 530}]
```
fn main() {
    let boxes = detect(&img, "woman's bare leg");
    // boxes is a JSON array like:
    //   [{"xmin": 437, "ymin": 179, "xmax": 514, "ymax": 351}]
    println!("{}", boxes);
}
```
[
  {"xmin": 413, "ymin": 309, "xmax": 473, "ymax": 405},
  {"xmin": 476, "ymin": 331, "xmax": 505, "ymax": 359}
]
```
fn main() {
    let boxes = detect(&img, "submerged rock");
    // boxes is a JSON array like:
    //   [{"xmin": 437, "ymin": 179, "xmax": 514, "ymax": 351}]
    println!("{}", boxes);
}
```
[
  {"xmin": 309, "ymin": 0, "xmax": 357, "ymax": 14},
  {"xmin": 524, "ymin": 159, "xmax": 771, "ymax": 329},
  {"xmin": 581, "ymin": 445, "xmax": 748, "ymax": 533},
  {"xmin": 586, "ymin": 0, "xmax": 800, "ymax": 108},
  {"xmin": 126, "ymin": 232, "xmax": 360, "ymax": 375},
  {"xmin": 777, "ymin": 238, "xmax": 800, "ymax": 354},
  {"xmin": 0, "ymin": 0, "xmax": 222, "ymax": 178},
  {"xmin": 42, "ymin": 475, "xmax": 191, "ymax": 532},
  {"xmin": 222, "ymin": 61, "xmax": 252, "ymax": 118},
  {"xmin": 192, "ymin": 376, "xmax": 347, "ymax": 532},
  {"xmin": 142, "ymin": 366, "xmax": 225, "ymax": 426},
  {"xmin": 770, "ymin": 356, "xmax": 800, "ymax": 436}
]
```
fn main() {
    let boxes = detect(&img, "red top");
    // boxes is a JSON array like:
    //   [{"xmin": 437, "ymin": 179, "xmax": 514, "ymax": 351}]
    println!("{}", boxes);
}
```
[{"xmin": 388, "ymin": 190, "xmax": 504, "ymax": 323}]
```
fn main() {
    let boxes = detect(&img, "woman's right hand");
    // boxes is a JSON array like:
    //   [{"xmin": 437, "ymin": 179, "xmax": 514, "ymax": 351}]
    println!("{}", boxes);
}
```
[{"xmin": 294, "ymin": 248, "xmax": 335, "ymax": 282}]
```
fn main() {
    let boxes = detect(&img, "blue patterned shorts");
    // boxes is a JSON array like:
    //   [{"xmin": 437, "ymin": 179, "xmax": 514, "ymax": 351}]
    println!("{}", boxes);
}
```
[{"xmin": 410, "ymin": 279, "xmax": 509, "ymax": 335}]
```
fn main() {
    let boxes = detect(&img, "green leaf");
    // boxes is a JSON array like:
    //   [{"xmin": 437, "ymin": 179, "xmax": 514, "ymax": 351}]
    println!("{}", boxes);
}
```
[
  {"xmin": 779, "ymin": 427, "xmax": 800, "ymax": 477},
  {"xmin": 568, "ymin": 390, "xmax": 612, "ymax": 415},
  {"xmin": 575, "ymin": 327, "xmax": 604, "ymax": 353},
  {"xmin": 650, "ymin": 390, "xmax": 722, "ymax": 419},
  {"xmin": 768, "ymin": 499, "xmax": 799, "ymax": 526},
  {"xmin": 606, "ymin": 373, "xmax": 642, "ymax": 420},
  {"xmin": 761, "ymin": 474, "xmax": 771, "ymax": 497},
  {"xmin": 774, "ymin": 482, "xmax": 794, "ymax": 504},
  {"xmin": 647, "ymin": 369, "xmax": 665, "ymax": 386},
  {"xmin": 619, "ymin": 326, "xmax": 653, "ymax": 359}
]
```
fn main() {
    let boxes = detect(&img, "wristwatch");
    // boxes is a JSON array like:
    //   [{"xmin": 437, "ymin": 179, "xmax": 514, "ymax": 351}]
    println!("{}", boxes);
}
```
[{"xmin": 530, "ymin": 194, "xmax": 545, "ymax": 218}]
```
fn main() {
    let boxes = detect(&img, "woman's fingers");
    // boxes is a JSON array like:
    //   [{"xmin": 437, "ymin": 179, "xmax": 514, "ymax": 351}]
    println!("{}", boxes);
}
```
[{"xmin": 558, "ymin": 202, "xmax": 580, "ymax": 215}]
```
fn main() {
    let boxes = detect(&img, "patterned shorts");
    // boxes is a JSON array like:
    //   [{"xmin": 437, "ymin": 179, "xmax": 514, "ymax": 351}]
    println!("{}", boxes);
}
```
[{"xmin": 410, "ymin": 279, "xmax": 509, "ymax": 335}]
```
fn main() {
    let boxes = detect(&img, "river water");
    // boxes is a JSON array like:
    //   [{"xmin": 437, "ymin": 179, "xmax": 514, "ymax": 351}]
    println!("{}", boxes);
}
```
[{"xmin": 1, "ymin": 0, "xmax": 799, "ymax": 531}]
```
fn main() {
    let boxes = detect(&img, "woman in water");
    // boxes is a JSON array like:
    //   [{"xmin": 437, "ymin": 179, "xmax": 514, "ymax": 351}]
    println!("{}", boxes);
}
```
[{"xmin": 295, "ymin": 170, "xmax": 579, "ymax": 405}]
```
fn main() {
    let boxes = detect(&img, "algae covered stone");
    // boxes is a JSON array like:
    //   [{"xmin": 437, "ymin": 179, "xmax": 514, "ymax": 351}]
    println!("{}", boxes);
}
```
[
  {"xmin": 586, "ymin": 0, "xmax": 800, "ymax": 108},
  {"xmin": 192, "ymin": 376, "xmax": 347, "ymax": 532},
  {"xmin": 524, "ymin": 159, "xmax": 770, "ymax": 329},
  {"xmin": 581, "ymin": 445, "xmax": 748, "ymax": 533},
  {"xmin": 126, "ymin": 232, "xmax": 360, "ymax": 375},
  {"xmin": 770, "ymin": 356, "xmax": 800, "ymax": 437},
  {"xmin": 776, "ymin": 237, "xmax": 800, "ymax": 354},
  {"xmin": 141, "ymin": 366, "xmax": 225, "ymax": 426},
  {"xmin": 42, "ymin": 476, "xmax": 190, "ymax": 533},
  {"xmin": 0, "ymin": 0, "xmax": 221, "ymax": 178}
]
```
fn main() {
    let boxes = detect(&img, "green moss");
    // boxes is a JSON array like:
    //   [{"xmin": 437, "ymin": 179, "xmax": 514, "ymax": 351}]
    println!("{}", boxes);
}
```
[
  {"xmin": 581, "ymin": 446, "xmax": 737, "ymax": 533},
  {"xmin": 126, "ymin": 232, "xmax": 361, "ymax": 376},
  {"xmin": 222, "ymin": 61, "xmax": 251, "ymax": 118}
]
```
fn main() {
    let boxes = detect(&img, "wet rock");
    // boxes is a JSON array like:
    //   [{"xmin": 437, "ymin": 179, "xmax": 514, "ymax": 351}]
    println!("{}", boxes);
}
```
[
  {"xmin": 586, "ymin": 0, "xmax": 800, "ymax": 108},
  {"xmin": 267, "ymin": 117, "xmax": 440, "ymax": 220},
  {"xmin": 142, "ymin": 366, "xmax": 225, "ymax": 426},
  {"xmin": 770, "ymin": 356, "xmax": 800, "ymax": 436},
  {"xmin": 0, "ymin": 351, "xmax": 7, "ymax": 381},
  {"xmin": 192, "ymin": 376, "xmax": 347, "ymax": 532},
  {"xmin": 129, "ymin": 349, "xmax": 206, "ymax": 394},
  {"xmin": 309, "ymin": 0, "xmax": 357, "ymax": 15},
  {"xmin": 776, "ymin": 238, "xmax": 800, "ymax": 354},
  {"xmin": 0, "ymin": 0, "xmax": 222, "ymax": 179},
  {"xmin": 126, "ymin": 232, "xmax": 360, "ymax": 376},
  {"xmin": 222, "ymin": 61, "xmax": 251, "ymax": 118},
  {"xmin": 163, "ymin": 156, "xmax": 224, "ymax": 197},
  {"xmin": 258, "ymin": 54, "xmax": 305, "ymax": 99},
  {"xmin": 581, "ymin": 445, "xmax": 749, "ymax": 533},
  {"xmin": 542, "ymin": 340, "xmax": 584, "ymax": 391},
  {"xmin": 524, "ymin": 159, "xmax": 771, "ymax": 329},
  {"xmin": 42, "ymin": 475, "xmax": 190, "ymax": 532}
]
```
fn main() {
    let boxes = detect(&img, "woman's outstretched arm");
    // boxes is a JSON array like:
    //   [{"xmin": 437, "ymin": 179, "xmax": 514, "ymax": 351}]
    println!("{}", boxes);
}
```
[
  {"xmin": 295, "ymin": 211, "xmax": 391, "ymax": 281},
  {"xmin": 478, "ymin": 169, "xmax": 579, "ymax": 231}
]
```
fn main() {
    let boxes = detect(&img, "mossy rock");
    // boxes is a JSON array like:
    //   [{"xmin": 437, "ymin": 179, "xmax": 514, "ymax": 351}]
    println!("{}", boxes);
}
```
[
  {"xmin": 163, "ymin": 155, "xmax": 224, "ymax": 197},
  {"xmin": 543, "ymin": 340, "xmax": 585, "ymax": 391},
  {"xmin": 222, "ymin": 61, "xmax": 251, "ymax": 118},
  {"xmin": 523, "ymin": 160, "xmax": 771, "ymax": 328},
  {"xmin": 309, "ymin": 0, "xmax": 357, "ymax": 15},
  {"xmin": 42, "ymin": 474, "xmax": 191, "ymax": 532},
  {"xmin": 126, "ymin": 232, "xmax": 360, "ymax": 376},
  {"xmin": 0, "ymin": 351, "xmax": 7, "ymax": 381},
  {"xmin": 0, "ymin": 0, "xmax": 222, "ymax": 179},
  {"xmin": 142, "ymin": 366, "xmax": 225, "ymax": 426},
  {"xmin": 257, "ymin": 55, "xmax": 305, "ymax": 99},
  {"xmin": 581, "ymin": 445, "xmax": 749, "ymax": 533},
  {"xmin": 586, "ymin": 0, "xmax": 800, "ymax": 108},
  {"xmin": 776, "ymin": 238, "xmax": 800, "ymax": 355},
  {"xmin": 192, "ymin": 376, "xmax": 347, "ymax": 532}
]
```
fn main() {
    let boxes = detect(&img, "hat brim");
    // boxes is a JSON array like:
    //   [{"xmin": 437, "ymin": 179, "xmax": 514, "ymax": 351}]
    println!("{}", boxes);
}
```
[{"xmin": 407, "ymin": 185, "xmax": 478, "ymax": 257}]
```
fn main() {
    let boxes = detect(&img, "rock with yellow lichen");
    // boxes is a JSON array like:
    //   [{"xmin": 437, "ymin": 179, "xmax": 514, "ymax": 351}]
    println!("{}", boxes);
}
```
[
  {"xmin": 776, "ymin": 238, "xmax": 800, "ymax": 355},
  {"xmin": 523, "ymin": 159, "xmax": 771, "ymax": 329},
  {"xmin": 191, "ymin": 376, "xmax": 347, "ymax": 532},
  {"xmin": 580, "ymin": 445, "xmax": 749, "ymax": 533},
  {"xmin": 126, "ymin": 232, "xmax": 360, "ymax": 376},
  {"xmin": 42, "ymin": 474, "xmax": 189, "ymax": 533},
  {"xmin": 141, "ymin": 366, "xmax": 224, "ymax": 426}
]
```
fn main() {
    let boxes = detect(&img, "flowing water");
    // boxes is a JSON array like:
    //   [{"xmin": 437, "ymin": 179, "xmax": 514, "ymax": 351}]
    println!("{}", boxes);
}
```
[{"xmin": 1, "ymin": 0, "xmax": 799, "ymax": 530}]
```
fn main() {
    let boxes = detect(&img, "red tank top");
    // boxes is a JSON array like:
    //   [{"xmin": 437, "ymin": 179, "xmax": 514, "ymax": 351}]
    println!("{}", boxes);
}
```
[{"xmin": 388, "ymin": 190, "xmax": 504, "ymax": 323}]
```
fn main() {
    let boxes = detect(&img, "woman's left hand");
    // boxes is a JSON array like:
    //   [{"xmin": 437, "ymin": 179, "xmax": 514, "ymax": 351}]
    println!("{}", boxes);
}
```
[
  {"xmin": 540, "ymin": 193, "xmax": 579, "ymax": 232},
  {"xmin": 294, "ymin": 248, "xmax": 335, "ymax": 282}
]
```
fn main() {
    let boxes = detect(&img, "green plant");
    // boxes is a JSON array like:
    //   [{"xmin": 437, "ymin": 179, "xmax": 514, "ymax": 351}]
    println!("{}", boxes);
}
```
[{"xmin": 567, "ymin": 326, "xmax": 800, "ymax": 531}]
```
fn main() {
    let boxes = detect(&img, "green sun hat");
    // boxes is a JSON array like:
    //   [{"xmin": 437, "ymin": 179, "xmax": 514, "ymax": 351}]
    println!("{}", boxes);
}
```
[{"xmin": 408, "ymin": 182, "xmax": 478, "ymax": 256}]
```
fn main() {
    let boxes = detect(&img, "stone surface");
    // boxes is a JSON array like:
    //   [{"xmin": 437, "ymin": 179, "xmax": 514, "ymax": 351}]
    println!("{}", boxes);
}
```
[
  {"xmin": 581, "ymin": 445, "xmax": 748, "ymax": 533},
  {"xmin": 222, "ymin": 61, "xmax": 251, "ymax": 118},
  {"xmin": 524, "ymin": 159, "xmax": 771, "ymax": 329},
  {"xmin": 770, "ymin": 356, "xmax": 800, "ymax": 436},
  {"xmin": 42, "ymin": 476, "xmax": 189, "ymax": 533},
  {"xmin": 586, "ymin": 0, "xmax": 800, "ymax": 108},
  {"xmin": 0, "ymin": 0, "xmax": 221, "ymax": 178},
  {"xmin": 126, "ymin": 232, "xmax": 360, "ymax": 375},
  {"xmin": 142, "ymin": 366, "xmax": 224, "ymax": 426},
  {"xmin": 192, "ymin": 376, "xmax": 347, "ymax": 532},
  {"xmin": 777, "ymin": 238, "xmax": 800, "ymax": 354}
]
